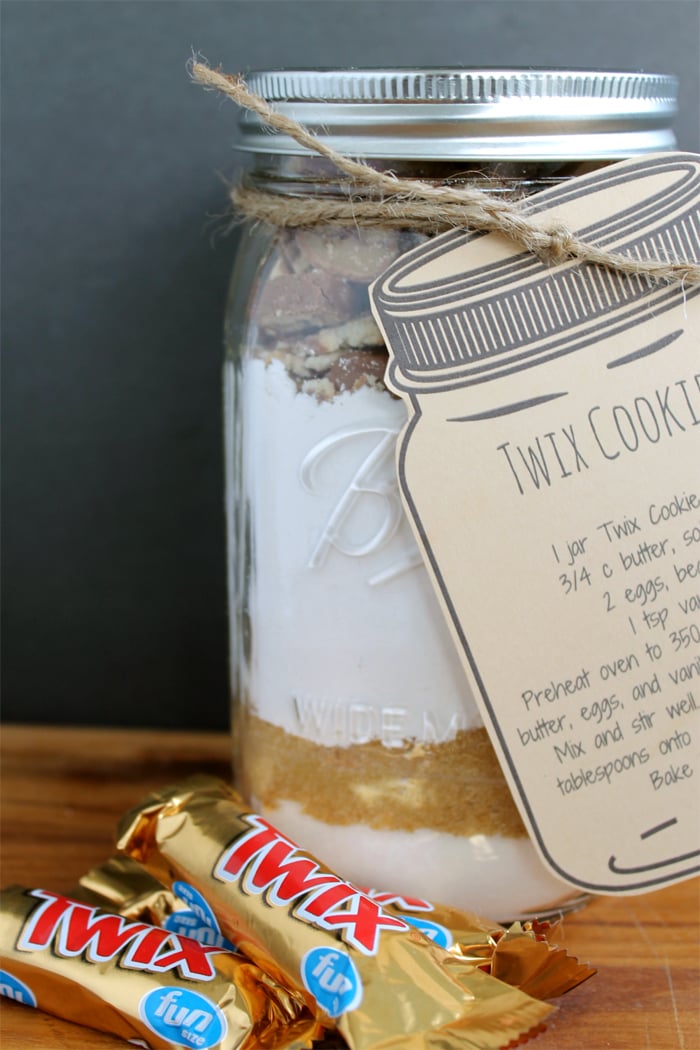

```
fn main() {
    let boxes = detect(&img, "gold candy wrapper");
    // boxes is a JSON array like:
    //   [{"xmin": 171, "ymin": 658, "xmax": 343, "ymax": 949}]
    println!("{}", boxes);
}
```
[
  {"xmin": 0, "ymin": 884, "xmax": 322, "ymax": 1050},
  {"xmin": 71, "ymin": 853, "xmax": 180, "ymax": 923},
  {"xmin": 488, "ymin": 921, "xmax": 595, "ymax": 1002},
  {"xmin": 117, "ymin": 775, "xmax": 554, "ymax": 1050},
  {"xmin": 365, "ymin": 892, "xmax": 596, "ymax": 999},
  {"xmin": 72, "ymin": 854, "xmax": 237, "ymax": 951}
]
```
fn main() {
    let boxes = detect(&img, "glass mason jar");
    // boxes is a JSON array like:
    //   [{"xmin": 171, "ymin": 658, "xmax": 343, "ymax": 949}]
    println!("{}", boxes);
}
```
[{"xmin": 223, "ymin": 69, "xmax": 678, "ymax": 919}]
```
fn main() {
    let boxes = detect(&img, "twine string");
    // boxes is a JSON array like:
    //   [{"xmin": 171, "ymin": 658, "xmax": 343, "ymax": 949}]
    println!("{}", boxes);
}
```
[{"xmin": 191, "ymin": 61, "xmax": 700, "ymax": 284}]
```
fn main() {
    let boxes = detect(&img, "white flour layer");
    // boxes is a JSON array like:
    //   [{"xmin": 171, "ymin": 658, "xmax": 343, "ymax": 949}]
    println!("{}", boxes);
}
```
[
  {"xmin": 237, "ymin": 356, "xmax": 481, "ymax": 745},
  {"xmin": 263, "ymin": 798, "xmax": 579, "ymax": 920}
]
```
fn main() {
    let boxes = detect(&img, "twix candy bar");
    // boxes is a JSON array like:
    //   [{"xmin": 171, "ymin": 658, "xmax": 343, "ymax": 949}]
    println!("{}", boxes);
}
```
[
  {"xmin": 117, "ymin": 775, "xmax": 553, "ymax": 1050},
  {"xmin": 0, "ymin": 884, "xmax": 322, "ymax": 1050},
  {"xmin": 70, "ymin": 856, "xmax": 594, "ymax": 1003}
]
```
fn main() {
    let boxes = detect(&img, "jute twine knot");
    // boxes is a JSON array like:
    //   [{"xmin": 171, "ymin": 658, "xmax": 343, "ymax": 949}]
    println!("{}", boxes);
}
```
[{"xmin": 191, "ymin": 61, "xmax": 700, "ymax": 285}]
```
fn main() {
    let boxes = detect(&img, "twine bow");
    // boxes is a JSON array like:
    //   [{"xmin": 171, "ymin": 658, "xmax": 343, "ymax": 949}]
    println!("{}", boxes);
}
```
[{"xmin": 192, "ymin": 61, "xmax": 700, "ymax": 285}]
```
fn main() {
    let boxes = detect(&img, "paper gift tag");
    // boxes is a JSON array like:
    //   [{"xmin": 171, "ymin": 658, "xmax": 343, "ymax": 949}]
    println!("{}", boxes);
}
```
[{"xmin": 370, "ymin": 153, "xmax": 700, "ymax": 894}]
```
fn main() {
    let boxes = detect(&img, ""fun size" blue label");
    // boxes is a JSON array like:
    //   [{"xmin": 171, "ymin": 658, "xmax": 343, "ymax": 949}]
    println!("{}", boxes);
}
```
[
  {"xmin": 139, "ymin": 987, "xmax": 227, "ymax": 1049},
  {"xmin": 301, "ymin": 946, "xmax": 362, "ymax": 1017}
]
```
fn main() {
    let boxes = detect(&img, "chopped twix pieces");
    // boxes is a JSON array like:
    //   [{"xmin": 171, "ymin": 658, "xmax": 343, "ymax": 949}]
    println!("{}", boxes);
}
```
[{"xmin": 250, "ymin": 228, "xmax": 396, "ymax": 400}]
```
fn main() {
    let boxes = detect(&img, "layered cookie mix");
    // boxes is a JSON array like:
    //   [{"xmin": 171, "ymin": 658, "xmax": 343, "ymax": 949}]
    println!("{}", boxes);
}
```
[{"xmin": 226, "ymin": 224, "xmax": 578, "ymax": 918}]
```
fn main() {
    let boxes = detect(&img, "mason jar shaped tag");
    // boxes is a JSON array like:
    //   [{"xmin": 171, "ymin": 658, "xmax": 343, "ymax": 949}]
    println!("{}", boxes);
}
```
[{"xmin": 370, "ymin": 153, "xmax": 700, "ymax": 894}]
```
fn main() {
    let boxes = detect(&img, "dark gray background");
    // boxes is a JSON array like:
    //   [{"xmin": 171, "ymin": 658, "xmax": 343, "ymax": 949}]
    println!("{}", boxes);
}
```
[{"xmin": 3, "ymin": 0, "xmax": 699, "ymax": 729}]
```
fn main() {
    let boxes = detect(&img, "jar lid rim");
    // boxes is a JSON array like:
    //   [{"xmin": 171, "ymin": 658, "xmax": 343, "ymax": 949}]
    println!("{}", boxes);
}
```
[
  {"xmin": 236, "ymin": 69, "xmax": 678, "ymax": 160},
  {"xmin": 245, "ymin": 68, "xmax": 678, "ymax": 104}
]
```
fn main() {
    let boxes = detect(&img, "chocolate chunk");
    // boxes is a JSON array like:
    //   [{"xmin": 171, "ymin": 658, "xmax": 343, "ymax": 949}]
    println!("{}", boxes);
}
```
[
  {"xmin": 253, "ymin": 271, "xmax": 357, "ymax": 334},
  {"xmin": 325, "ymin": 349, "xmax": 389, "ymax": 393},
  {"xmin": 293, "ymin": 228, "xmax": 403, "ymax": 281}
]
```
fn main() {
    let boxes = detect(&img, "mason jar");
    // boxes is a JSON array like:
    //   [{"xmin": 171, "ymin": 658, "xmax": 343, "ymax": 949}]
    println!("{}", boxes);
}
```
[{"xmin": 223, "ymin": 69, "xmax": 678, "ymax": 919}]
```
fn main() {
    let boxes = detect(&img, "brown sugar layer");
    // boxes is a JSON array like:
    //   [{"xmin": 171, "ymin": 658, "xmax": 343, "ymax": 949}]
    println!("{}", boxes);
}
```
[{"xmin": 235, "ymin": 713, "xmax": 527, "ymax": 839}]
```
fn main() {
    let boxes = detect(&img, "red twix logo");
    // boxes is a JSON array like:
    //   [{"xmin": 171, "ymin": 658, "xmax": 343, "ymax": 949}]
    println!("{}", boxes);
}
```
[
  {"xmin": 18, "ymin": 890, "xmax": 222, "ymax": 981},
  {"xmin": 214, "ymin": 816, "xmax": 408, "ymax": 955}
]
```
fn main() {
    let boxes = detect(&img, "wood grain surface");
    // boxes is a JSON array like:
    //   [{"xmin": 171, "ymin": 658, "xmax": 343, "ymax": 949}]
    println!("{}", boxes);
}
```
[{"xmin": 1, "ymin": 725, "xmax": 698, "ymax": 1049}]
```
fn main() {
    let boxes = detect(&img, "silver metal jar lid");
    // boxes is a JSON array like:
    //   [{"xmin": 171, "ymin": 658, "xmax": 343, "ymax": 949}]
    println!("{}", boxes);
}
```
[{"xmin": 237, "ymin": 69, "xmax": 678, "ymax": 160}]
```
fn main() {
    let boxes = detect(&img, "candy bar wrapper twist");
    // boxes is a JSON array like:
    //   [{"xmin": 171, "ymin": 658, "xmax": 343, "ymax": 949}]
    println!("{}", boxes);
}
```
[
  {"xmin": 0, "ymin": 884, "xmax": 322, "ymax": 1050},
  {"xmin": 116, "ymin": 775, "xmax": 554, "ymax": 1050},
  {"xmin": 369, "ymin": 896, "xmax": 595, "ymax": 1002}
]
